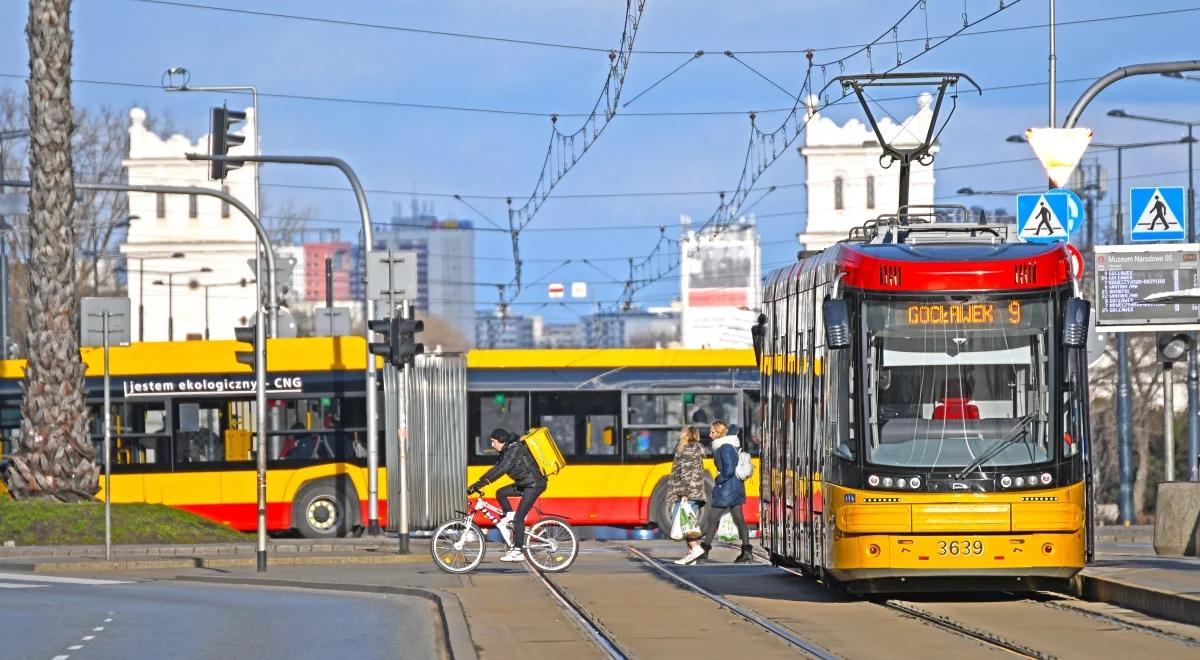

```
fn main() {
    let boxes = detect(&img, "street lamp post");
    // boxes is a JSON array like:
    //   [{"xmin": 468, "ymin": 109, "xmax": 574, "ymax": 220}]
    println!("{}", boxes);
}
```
[
  {"xmin": 153, "ymin": 266, "xmax": 212, "ymax": 341},
  {"xmin": 137, "ymin": 252, "xmax": 185, "ymax": 341},
  {"xmin": 1109, "ymin": 109, "xmax": 1200, "ymax": 482}
]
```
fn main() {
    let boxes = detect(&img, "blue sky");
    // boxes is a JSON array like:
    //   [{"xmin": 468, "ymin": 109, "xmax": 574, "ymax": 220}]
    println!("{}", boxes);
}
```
[{"xmin": 4, "ymin": 1, "xmax": 1200, "ymax": 322}]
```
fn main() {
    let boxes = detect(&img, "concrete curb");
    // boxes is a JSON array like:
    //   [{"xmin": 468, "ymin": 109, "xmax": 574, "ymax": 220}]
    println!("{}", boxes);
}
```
[
  {"xmin": 174, "ymin": 576, "xmax": 477, "ymax": 660},
  {"xmin": 1072, "ymin": 571, "xmax": 1200, "ymax": 627},
  {"xmin": 1, "ymin": 553, "xmax": 428, "ymax": 573}
]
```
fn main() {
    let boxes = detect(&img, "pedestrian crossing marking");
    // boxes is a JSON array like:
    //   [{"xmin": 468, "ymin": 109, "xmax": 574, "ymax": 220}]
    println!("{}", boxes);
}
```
[
  {"xmin": 1017, "ymin": 193, "xmax": 1069, "ymax": 242},
  {"xmin": 1131, "ymin": 186, "xmax": 1187, "ymax": 241},
  {"xmin": 0, "ymin": 571, "xmax": 130, "ymax": 586}
]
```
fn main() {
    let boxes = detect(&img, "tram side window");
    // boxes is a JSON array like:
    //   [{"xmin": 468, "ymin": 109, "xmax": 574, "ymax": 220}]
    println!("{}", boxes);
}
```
[
  {"xmin": 176, "ymin": 402, "xmax": 225, "ymax": 463},
  {"xmin": 475, "ymin": 393, "xmax": 527, "ymax": 455}
]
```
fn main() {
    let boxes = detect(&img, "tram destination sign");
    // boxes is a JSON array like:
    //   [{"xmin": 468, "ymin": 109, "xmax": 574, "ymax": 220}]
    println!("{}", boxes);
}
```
[{"xmin": 1094, "ymin": 244, "xmax": 1200, "ymax": 332}]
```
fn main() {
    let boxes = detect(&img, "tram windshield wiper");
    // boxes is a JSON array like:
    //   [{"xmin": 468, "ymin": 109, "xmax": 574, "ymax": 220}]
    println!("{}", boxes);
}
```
[{"xmin": 954, "ymin": 413, "xmax": 1037, "ymax": 480}]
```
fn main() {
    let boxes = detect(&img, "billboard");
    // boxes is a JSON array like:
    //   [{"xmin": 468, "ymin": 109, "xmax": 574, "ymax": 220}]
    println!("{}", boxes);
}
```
[
  {"xmin": 680, "ymin": 219, "xmax": 760, "ymax": 348},
  {"xmin": 1094, "ymin": 244, "xmax": 1200, "ymax": 332}
]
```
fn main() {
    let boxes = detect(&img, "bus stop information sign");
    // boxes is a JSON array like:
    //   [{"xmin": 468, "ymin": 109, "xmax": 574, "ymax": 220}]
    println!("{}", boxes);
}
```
[{"xmin": 1094, "ymin": 244, "xmax": 1200, "ymax": 331}]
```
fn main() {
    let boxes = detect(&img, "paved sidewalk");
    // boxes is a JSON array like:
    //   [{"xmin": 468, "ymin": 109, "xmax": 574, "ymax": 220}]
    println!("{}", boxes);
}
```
[{"xmin": 1078, "ymin": 551, "xmax": 1200, "ymax": 627}]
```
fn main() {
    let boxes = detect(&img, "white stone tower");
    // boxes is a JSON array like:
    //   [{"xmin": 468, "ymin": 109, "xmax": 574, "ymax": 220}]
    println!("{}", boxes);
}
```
[
  {"xmin": 798, "ymin": 94, "xmax": 938, "ymax": 251},
  {"xmin": 119, "ymin": 107, "xmax": 259, "ymax": 342}
]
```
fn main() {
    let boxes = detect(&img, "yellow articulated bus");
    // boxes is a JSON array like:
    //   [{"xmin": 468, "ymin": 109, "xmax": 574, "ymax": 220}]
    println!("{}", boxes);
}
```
[
  {"xmin": 756, "ymin": 221, "xmax": 1094, "ymax": 593},
  {"xmin": 465, "ymin": 349, "xmax": 761, "ymax": 531},
  {"xmin": 0, "ymin": 338, "xmax": 379, "ymax": 538},
  {"xmin": 0, "ymin": 340, "xmax": 762, "ymax": 537}
]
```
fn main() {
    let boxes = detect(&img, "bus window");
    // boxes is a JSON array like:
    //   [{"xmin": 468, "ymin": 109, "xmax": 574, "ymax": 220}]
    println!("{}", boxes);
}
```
[
  {"xmin": 627, "ymin": 393, "xmax": 682, "ymax": 427},
  {"xmin": 685, "ymin": 393, "xmax": 739, "ymax": 428},
  {"xmin": 475, "ymin": 393, "xmax": 526, "ymax": 455},
  {"xmin": 176, "ymin": 401, "xmax": 225, "ymax": 463},
  {"xmin": 533, "ymin": 392, "xmax": 620, "ymax": 458},
  {"xmin": 0, "ymin": 405, "xmax": 18, "ymax": 458},
  {"xmin": 584, "ymin": 415, "xmax": 617, "ymax": 456},
  {"xmin": 623, "ymin": 429, "xmax": 673, "ymax": 457}
]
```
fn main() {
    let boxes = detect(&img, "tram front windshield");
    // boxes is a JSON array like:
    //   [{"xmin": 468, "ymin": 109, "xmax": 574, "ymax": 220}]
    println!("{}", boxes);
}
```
[{"xmin": 862, "ymin": 297, "xmax": 1052, "ymax": 471}]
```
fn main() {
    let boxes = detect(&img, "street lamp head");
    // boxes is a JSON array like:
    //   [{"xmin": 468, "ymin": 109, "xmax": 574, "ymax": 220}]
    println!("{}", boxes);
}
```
[
  {"xmin": 1182, "ymin": 136, "xmax": 1200, "ymax": 144},
  {"xmin": 152, "ymin": 279, "xmax": 165, "ymax": 286},
  {"xmin": 1005, "ymin": 135, "xmax": 1026, "ymax": 143},
  {"xmin": 1107, "ymin": 109, "xmax": 1128, "ymax": 118},
  {"xmin": 170, "ymin": 252, "xmax": 185, "ymax": 258},
  {"xmin": 1163, "ymin": 72, "xmax": 1185, "ymax": 79},
  {"xmin": 200, "ymin": 267, "xmax": 213, "ymax": 273},
  {"xmin": 956, "ymin": 187, "xmax": 975, "ymax": 195}
]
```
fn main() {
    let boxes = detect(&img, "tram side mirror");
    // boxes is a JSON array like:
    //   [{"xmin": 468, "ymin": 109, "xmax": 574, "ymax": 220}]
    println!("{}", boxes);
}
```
[
  {"xmin": 751, "ymin": 313, "xmax": 767, "ymax": 366},
  {"xmin": 823, "ymin": 299, "xmax": 852, "ymax": 349},
  {"xmin": 1062, "ymin": 297, "xmax": 1090, "ymax": 348}
]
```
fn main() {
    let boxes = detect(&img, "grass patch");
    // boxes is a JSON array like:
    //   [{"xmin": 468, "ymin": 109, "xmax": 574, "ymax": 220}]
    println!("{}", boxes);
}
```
[{"xmin": 0, "ymin": 498, "xmax": 252, "ymax": 546}]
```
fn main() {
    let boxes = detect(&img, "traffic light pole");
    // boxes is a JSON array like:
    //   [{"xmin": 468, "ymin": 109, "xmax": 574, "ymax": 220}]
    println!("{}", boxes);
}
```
[
  {"xmin": 3, "ymin": 178, "xmax": 280, "ymax": 570},
  {"xmin": 187, "ymin": 153, "xmax": 383, "ymax": 533}
]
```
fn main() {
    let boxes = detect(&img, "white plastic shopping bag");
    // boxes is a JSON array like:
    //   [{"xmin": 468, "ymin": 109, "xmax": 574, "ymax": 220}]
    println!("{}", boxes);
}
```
[
  {"xmin": 669, "ymin": 499, "xmax": 701, "ymax": 541},
  {"xmin": 716, "ymin": 512, "xmax": 739, "ymax": 542}
]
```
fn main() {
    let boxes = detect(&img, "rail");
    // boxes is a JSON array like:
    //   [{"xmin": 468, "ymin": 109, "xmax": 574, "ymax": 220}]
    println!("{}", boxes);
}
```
[{"xmin": 524, "ymin": 562, "xmax": 630, "ymax": 660}]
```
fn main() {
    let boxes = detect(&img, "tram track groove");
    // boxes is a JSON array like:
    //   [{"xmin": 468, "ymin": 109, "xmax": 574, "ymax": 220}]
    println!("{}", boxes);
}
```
[
  {"xmin": 522, "ymin": 562, "xmax": 630, "ymax": 660},
  {"xmin": 620, "ymin": 545, "xmax": 838, "ymax": 660},
  {"xmin": 1033, "ymin": 596, "xmax": 1200, "ymax": 649},
  {"xmin": 766, "ymin": 562, "xmax": 1050, "ymax": 659}
]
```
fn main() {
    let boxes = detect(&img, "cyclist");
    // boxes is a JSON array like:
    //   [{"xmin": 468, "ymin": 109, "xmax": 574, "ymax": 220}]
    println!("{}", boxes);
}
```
[{"xmin": 467, "ymin": 427, "xmax": 547, "ymax": 562}]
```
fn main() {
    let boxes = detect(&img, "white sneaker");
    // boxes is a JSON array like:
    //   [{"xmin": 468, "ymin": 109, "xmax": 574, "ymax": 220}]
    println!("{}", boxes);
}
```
[
  {"xmin": 500, "ymin": 548, "xmax": 526, "ymax": 562},
  {"xmin": 674, "ymin": 546, "xmax": 705, "ymax": 565}
]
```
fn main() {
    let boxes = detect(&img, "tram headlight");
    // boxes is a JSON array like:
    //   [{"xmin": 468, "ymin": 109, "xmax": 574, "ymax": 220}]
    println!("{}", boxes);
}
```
[
  {"xmin": 1040, "ymin": 472, "xmax": 1053, "ymax": 485},
  {"xmin": 882, "ymin": 477, "xmax": 894, "ymax": 488},
  {"xmin": 1000, "ymin": 475, "xmax": 1013, "ymax": 488},
  {"xmin": 909, "ymin": 477, "xmax": 921, "ymax": 489},
  {"xmin": 894, "ymin": 478, "xmax": 906, "ymax": 489},
  {"xmin": 868, "ymin": 474, "xmax": 880, "ymax": 487},
  {"xmin": 1015, "ymin": 476, "xmax": 1025, "ymax": 487}
]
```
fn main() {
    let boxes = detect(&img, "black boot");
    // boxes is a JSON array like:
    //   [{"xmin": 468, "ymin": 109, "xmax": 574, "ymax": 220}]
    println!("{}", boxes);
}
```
[
  {"xmin": 698, "ymin": 542, "xmax": 711, "ymax": 563},
  {"xmin": 734, "ymin": 544, "xmax": 754, "ymax": 564}
]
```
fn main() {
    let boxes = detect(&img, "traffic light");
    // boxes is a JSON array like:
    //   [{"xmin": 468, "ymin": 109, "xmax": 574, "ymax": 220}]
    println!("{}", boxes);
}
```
[
  {"xmin": 368, "ymin": 317, "xmax": 395, "ymax": 365},
  {"xmin": 395, "ymin": 316, "xmax": 425, "ymax": 366},
  {"xmin": 234, "ymin": 325, "xmax": 256, "ymax": 368},
  {"xmin": 1158, "ymin": 332, "xmax": 1191, "ymax": 364},
  {"xmin": 209, "ymin": 105, "xmax": 246, "ymax": 180}
]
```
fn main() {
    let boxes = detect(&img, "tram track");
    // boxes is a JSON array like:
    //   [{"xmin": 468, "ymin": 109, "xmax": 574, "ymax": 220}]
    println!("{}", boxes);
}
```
[
  {"xmin": 621, "ymin": 544, "xmax": 838, "ymax": 659},
  {"xmin": 523, "ymin": 562, "xmax": 631, "ymax": 660}
]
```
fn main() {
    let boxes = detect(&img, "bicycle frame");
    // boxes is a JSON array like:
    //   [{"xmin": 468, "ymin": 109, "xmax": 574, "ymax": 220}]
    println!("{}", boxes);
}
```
[{"xmin": 459, "ymin": 497, "xmax": 564, "ymax": 550}]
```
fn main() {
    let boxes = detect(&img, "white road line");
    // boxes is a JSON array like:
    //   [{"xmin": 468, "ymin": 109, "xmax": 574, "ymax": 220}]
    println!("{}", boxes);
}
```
[
  {"xmin": 103, "ymin": 618, "xmax": 112, "ymax": 623},
  {"xmin": 68, "ymin": 646, "xmax": 82, "ymax": 650},
  {"xmin": 0, "ymin": 582, "xmax": 43, "ymax": 589},
  {"xmin": 51, "ymin": 655, "xmax": 70, "ymax": 660},
  {"xmin": 82, "ymin": 636, "xmax": 94, "ymax": 641},
  {"xmin": 0, "ymin": 572, "xmax": 129, "ymax": 586}
]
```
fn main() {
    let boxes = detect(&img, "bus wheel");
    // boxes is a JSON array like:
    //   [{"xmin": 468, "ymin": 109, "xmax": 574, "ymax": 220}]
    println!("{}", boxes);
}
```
[{"xmin": 293, "ymin": 480, "xmax": 356, "ymax": 538}]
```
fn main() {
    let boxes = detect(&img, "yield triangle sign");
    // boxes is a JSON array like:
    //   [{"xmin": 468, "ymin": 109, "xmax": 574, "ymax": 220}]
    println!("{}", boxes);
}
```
[
  {"xmin": 1017, "ymin": 193, "xmax": 1069, "ymax": 243},
  {"xmin": 1025, "ymin": 127, "xmax": 1093, "ymax": 187}
]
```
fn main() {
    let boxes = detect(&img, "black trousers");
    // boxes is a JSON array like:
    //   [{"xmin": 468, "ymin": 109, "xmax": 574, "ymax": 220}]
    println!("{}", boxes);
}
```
[
  {"xmin": 701, "ymin": 504, "xmax": 749, "ymax": 546},
  {"xmin": 496, "ymin": 482, "xmax": 546, "ymax": 548}
]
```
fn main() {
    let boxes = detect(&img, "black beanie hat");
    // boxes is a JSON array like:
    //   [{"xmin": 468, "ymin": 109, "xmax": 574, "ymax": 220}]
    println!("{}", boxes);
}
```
[{"xmin": 489, "ymin": 428, "xmax": 511, "ymax": 443}]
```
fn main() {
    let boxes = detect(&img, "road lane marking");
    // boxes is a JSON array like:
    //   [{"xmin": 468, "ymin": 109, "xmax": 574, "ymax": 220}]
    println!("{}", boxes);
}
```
[
  {"xmin": 0, "ymin": 582, "xmax": 42, "ymax": 589},
  {"xmin": 51, "ymin": 655, "xmax": 69, "ymax": 659},
  {"xmin": 68, "ymin": 646, "xmax": 82, "ymax": 650},
  {"xmin": 82, "ymin": 636, "xmax": 94, "ymax": 641},
  {"xmin": 92, "ymin": 627, "xmax": 104, "ymax": 631},
  {"xmin": 0, "ymin": 572, "xmax": 129, "ymax": 586}
]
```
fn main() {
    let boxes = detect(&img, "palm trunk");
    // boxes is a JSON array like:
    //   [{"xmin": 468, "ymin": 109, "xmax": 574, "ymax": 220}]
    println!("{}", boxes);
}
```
[{"xmin": 9, "ymin": 0, "xmax": 97, "ymax": 500}]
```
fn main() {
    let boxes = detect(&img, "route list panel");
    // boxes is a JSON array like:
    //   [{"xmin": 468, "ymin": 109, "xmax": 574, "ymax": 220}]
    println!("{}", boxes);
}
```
[{"xmin": 1095, "ymin": 246, "xmax": 1200, "ymax": 327}]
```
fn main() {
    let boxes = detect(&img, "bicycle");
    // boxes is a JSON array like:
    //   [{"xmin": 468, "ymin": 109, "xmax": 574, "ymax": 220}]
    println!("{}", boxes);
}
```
[{"xmin": 431, "ymin": 496, "xmax": 579, "ymax": 574}]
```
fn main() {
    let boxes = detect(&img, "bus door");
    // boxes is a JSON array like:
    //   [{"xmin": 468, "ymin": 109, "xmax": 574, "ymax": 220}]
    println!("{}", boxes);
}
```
[{"xmin": 170, "ymin": 399, "xmax": 228, "ymax": 514}]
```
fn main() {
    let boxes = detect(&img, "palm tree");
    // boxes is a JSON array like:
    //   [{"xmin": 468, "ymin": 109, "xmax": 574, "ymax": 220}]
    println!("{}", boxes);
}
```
[{"xmin": 8, "ymin": 0, "xmax": 97, "ymax": 500}]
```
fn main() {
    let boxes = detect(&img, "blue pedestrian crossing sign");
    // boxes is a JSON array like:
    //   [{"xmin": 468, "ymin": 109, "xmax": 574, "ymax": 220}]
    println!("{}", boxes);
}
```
[
  {"xmin": 1130, "ymin": 186, "xmax": 1186, "ymax": 242},
  {"xmin": 1017, "ymin": 192, "xmax": 1071, "ymax": 243}
]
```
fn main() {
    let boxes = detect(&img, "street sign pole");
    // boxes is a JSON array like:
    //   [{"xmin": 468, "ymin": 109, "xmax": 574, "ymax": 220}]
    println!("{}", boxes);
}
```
[
  {"xmin": 82, "ymin": 299, "xmax": 129, "ymax": 562},
  {"xmin": 1165, "ymin": 364, "xmax": 1176, "ymax": 482},
  {"xmin": 398, "ymin": 298, "xmax": 411, "ymax": 555},
  {"xmin": 102, "ymin": 310, "xmax": 112, "ymax": 561}
]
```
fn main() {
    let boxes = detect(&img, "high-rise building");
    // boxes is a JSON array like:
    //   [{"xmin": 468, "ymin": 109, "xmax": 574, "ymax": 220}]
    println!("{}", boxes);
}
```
[
  {"xmin": 475, "ymin": 312, "xmax": 540, "ymax": 349},
  {"xmin": 798, "ymin": 94, "xmax": 938, "ymax": 251},
  {"xmin": 302, "ymin": 242, "xmax": 353, "ymax": 302},
  {"xmin": 679, "ymin": 218, "xmax": 760, "ymax": 349},
  {"xmin": 362, "ymin": 202, "xmax": 475, "ymax": 346}
]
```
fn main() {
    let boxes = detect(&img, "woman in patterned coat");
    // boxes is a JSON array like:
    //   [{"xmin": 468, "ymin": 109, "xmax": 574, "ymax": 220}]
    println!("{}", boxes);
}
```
[{"xmin": 669, "ymin": 425, "xmax": 708, "ymax": 565}]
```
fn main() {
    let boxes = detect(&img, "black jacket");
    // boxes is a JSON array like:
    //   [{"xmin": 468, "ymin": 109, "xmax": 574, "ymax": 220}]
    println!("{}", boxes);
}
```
[{"xmin": 471, "ymin": 439, "xmax": 546, "ymax": 490}]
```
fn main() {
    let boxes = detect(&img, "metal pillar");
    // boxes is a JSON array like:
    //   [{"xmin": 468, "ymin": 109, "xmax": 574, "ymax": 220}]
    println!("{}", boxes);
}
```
[
  {"xmin": 1165, "ymin": 364, "xmax": 1176, "ymax": 482},
  {"xmin": 1048, "ymin": 0, "xmax": 1056, "ymax": 127},
  {"xmin": 398, "ymin": 299, "xmax": 411, "ymax": 554},
  {"xmin": 1189, "ymin": 124, "xmax": 1200, "ymax": 481},
  {"xmin": 102, "ymin": 310, "xmax": 112, "ymax": 561},
  {"xmin": 1114, "ymin": 149, "xmax": 1134, "ymax": 525}
]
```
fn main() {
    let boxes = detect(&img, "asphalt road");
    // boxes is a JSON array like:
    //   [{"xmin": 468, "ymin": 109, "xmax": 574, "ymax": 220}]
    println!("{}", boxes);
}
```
[{"xmin": 0, "ymin": 572, "xmax": 440, "ymax": 660}]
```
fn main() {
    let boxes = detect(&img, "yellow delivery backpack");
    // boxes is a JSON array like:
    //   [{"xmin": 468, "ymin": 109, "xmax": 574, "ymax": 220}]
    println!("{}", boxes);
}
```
[{"xmin": 520, "ymin": 427, "xmax": 567, "ymax": 477}]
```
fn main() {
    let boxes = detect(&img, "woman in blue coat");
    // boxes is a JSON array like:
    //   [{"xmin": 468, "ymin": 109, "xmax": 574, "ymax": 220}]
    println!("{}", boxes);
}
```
[{"xmin": 699, "ymin": 420, "xmax": 752, "ymax": 563}]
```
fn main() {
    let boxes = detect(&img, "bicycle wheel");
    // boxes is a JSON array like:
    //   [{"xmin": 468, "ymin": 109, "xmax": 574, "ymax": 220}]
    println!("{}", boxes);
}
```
[
  {"xmin": 431, "ymin": 520, "xmax": 486, "ymax": 574},
  {"xmin": 524, "ymin": 517, "xmax": 578, "ymax": 572}
]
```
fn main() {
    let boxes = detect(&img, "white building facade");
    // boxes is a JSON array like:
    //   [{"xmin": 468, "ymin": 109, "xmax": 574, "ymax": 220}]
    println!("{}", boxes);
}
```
[
  {"xmin": 798, "ymin": 94, "xmax": 938, "ymax": 251},
  {"xmin": 120, "ymin": 107, "xmax": 259, "ymax": 342}
]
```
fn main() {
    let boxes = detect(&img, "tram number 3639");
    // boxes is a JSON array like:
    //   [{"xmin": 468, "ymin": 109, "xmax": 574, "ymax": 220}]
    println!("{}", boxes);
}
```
[{"xmin": 937, "ymin": 540, "xmax": 985, "ymax": 556}]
